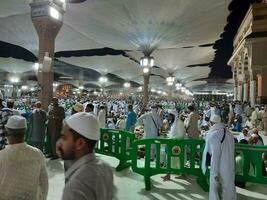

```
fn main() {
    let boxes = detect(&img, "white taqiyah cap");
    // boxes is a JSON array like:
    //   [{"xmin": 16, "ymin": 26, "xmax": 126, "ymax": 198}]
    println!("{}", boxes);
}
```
[
  {"xmin": 5, "ymin": 115, "xmax": 27, "ymax": 129},
  {"xmin": 73, "ymin": 102, "xmax": 84, "ymax": 112},
  {"xmin": 65, "ymin": 112, "xmax": 100, "ymax": 140},
  {"xmin": 210, "ymin": 115, "xmax": 221, "ymax": 124}
]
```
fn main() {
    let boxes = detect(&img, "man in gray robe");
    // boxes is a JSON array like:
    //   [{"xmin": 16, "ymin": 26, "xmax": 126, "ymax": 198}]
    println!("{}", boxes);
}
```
[{"xmin": 28, "ymin": 101, "xmax": 47, "ymax": 151}]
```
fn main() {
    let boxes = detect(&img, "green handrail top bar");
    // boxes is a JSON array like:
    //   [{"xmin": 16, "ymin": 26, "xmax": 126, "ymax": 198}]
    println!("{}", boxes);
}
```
[{"xmin": 235, "ymin": 143, "xmax": 267, "ymax": 151}]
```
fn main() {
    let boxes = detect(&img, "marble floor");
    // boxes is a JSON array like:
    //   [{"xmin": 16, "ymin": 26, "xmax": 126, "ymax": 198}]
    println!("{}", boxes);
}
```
[{"xmin": 47, "ymin": 133, "xmax": 267, "ymax": 200}]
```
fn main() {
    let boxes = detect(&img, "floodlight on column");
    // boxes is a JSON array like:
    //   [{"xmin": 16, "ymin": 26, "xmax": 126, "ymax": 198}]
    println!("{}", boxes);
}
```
[
  {"xmin": 30, "ymin": 0, "xmax": 65, "ymax": 21},
  {"xmin": 50, "ymin": 7, "xmax": 60, "ymax": 20},
  {"xmin": 99, "ymin": 76, "xmax": 108, "ymax": 83},
  {"xmin": 151, "ymin": 88, "xmax": 156, "ymax": 92},
  {"xmin": 93, "ymin": 90, "xmax": 98, "ymax": 95},
  {"xmin": 140, "ymin": 56, "xmax": 154, "ymax": 68},
  {"xmin": 143, "ymin": 67, "xmax": 150, "ymax": 74},
  {"xmin": 185, "ymin": 89, "xmax": 190, "ymax": 95},
  {"xmin": 124, "ymin": 82, "xmax": 131, "ymax": 88},
  {"xmin": 166, "ymin": 75, "xmax": 175, "ymax": 86},
  {"xmin": 53, "ymin": 82, "xmax": 59, "ymax": 87},
  {"xmin": 176, "ymin": 83, "xmax": 182, "ymax": 88},
  {"xmin": 78, "ymin": 85, "xmax": 84, "ymax": 90},
  {"xmin": 33, "ymin": 63, "xmax": 39, "ymax": 71},
  {"xmin": 21, "ymin": 85, "xmax": 28, "ymax": 90},
  {"xmin": 10, "ymin": 76, "xmax": 20, "ymax": 83},
  {"xmin": 166, "ymin": 76, "xmax": 175, "ymax": 83}
]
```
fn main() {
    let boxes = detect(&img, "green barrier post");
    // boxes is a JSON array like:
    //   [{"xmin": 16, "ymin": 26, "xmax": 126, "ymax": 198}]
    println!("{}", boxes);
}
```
[
  {"xmin": 95, "ymin": 128, "xmax": 136, "ymax": 171},
  {"xmin": 235, "ymin": 144, "xmax": 267, "ymax": 184},
  {"xmin": 131, "ymin": 138, "xmax": 209, "ymax": 191}
]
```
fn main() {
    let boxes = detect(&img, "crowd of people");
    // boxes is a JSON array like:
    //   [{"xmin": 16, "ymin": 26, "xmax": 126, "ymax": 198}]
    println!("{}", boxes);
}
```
[{"xmin": 0, "ymin": 90, "xmax": 266, "ymax": 199}]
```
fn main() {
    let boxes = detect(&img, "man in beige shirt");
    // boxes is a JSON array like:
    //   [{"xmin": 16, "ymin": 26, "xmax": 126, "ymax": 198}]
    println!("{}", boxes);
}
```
[{"xmin": 185, "ymin": 105, "xmax": 200, "ymax": 139}]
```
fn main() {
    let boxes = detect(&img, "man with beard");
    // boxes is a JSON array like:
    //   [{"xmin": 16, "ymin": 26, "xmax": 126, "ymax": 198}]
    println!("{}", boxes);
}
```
[{"xmin": 57, "ymin": 112, "xmax": 113, "ymax": 200}]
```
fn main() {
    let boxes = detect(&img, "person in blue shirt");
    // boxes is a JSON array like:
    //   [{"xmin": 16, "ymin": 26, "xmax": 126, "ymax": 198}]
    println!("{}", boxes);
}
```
[{"xmin": 125, "ymin": 105, "xmax": 137, "ymax": 132}]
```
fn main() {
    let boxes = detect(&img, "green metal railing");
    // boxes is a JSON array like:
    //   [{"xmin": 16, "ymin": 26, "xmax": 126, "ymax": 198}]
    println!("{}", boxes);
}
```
[
  {"xmin": 235, "ymin": 143, "xmax": 267, "ymax": 184},
  {"xmin": 24, "ymin": 125, "xmax": 267, "ymax": 191},
  {"xmin": 95, "ymin": 128, "xmax": 136, "ymax": 171},
  {"xmin": 131, "ymin": 138, "xmax": 209, "ymax": 191}
]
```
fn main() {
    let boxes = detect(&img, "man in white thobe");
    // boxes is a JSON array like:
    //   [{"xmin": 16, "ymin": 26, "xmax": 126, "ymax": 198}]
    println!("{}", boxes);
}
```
[
  {"xmin": 0, "ymin": 115, "xmax": 48, "ymax": 200},
  {"xmin": 202, "ymin": 115, "xmax": 236, "ymax": 200},
  {"xmin": 98, "ymin": 105, "xmax": 106, "ymax": 128},
  {"xmin": 138, "ymin": 106, "xmax": 162, "ymax": 160}
]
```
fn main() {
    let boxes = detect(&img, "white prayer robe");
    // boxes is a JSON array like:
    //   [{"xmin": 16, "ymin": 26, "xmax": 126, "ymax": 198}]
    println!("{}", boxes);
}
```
[
  {"xmin": 138, "ymin": 110, "xmax": 162, "ymax": 159},
  {"xmin": 138, "ymin": 110, "xmax": 162, "ymax": 139},
  {"xmin": 202, "ymin": 123, "xmax": 236, "ymax": 200},
  {"xmin": 0, "ymin": 143, "xmax": 48, "ymax": 200},
  {"xmin": 169, "ymin": 117, "xmax": 186, "ymax": 168},
  {"xmin": 98, "ymin": 109, "xmax": 106, "ymax": 128}
]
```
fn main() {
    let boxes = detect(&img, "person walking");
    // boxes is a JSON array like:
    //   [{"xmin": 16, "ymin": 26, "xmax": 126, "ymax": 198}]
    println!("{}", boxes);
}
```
[
  {"xmin": 57, "ymin": 112, "xmax": 113, "ymax": 200},
  {"xmin": 202, "ymin": 115, "xmax": 236, "ymax": 200}
]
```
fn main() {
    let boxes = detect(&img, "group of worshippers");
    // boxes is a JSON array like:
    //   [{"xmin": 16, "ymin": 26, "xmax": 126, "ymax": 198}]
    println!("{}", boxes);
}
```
[
  {"xmin": 200, "ymin": 101, "xmax": 267, "ymax": 136},
  {"xmin": 0, "ymin": 107, "xmax": 113, "ymax": 199},
  {"xmin": 0, "ymin": 91, "xmax": 266, "ymax": 200},
  {"xmin": 161, "ymin": 105, "xmax": 237, "ymax": 200}
]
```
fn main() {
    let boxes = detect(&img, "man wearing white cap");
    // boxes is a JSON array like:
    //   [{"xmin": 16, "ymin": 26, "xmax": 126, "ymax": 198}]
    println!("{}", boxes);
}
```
[
  {"xmin": 202, "ymin": 115, "xmax": 236, "ymax": 200},
  {"xmin": 0, "ymin": 115, "xmax": 48, "ymax": 199},
  {"xmin": 57, "ymin": 112, "xmax": 113, "ymax": 200}
]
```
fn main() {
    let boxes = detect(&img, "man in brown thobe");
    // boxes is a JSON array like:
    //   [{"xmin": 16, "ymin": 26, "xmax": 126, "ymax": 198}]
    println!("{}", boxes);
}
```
[{"xmin": 47, "ymin": 97, "xmax": 65, "ymax": 159}]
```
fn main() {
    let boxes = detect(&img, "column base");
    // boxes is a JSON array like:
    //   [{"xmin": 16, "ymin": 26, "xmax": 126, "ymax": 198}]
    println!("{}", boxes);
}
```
[{"xmin": 256, "ymin": 96, "xmax": 267, "ymax": 104}]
